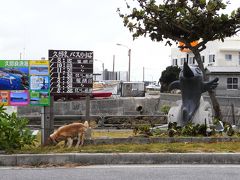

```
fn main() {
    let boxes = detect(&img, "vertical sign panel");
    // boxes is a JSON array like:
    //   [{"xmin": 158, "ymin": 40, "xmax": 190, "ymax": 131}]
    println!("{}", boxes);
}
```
[
  {"xmin": 0, "ymin": 91, "xmax": 10, "ymax": 106},
  {"xmin": 49, "ymin": 50, "xmax": 93, "ymax": 94},
  {"xmin": 29, "ymin": 60, "xmax": 50, "ymax": 106}
]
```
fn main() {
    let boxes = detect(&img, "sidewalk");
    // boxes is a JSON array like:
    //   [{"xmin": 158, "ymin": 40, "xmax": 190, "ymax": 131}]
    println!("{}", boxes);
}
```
[{"xmin": 1, "ymin": 153, "xmax": 240, "ymax": 166}]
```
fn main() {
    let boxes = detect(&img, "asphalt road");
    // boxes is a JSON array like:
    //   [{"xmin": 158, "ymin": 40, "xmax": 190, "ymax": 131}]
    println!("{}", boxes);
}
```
[{"xmin": 1, "ymin": 165, "xmax": 240, "ymax": 180}]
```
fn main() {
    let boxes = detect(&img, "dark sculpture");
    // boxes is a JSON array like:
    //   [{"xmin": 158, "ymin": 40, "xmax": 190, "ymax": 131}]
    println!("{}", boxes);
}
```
[{"xmin": 169, "ymin": 62, "xmax": 218, "ymax": 125}]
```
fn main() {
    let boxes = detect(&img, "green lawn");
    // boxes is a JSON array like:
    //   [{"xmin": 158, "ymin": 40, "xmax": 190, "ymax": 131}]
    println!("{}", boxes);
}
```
[
  {"xmin": 14, "ymin": 141, "xmax": 240, "ymax": 154},
  {"xmin": 92, "ymin": 130, "xmax": 133, "ymax": 138},
  {"xmin": 11, "ymin": 129, "xmax": 240, "ymax": 154}
]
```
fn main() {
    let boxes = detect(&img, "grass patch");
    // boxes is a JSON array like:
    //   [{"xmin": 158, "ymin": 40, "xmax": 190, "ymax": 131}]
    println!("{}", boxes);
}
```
[
  {"xmin": 13, "ymin": 141, "xmax": 240, "ymax": 154},
  {"xmin": 92, "ymin": 130, "xmax": 133, "ymax": 138},
  {"xmin": 14, "ymin": 129, "xmax": 240, "ymax": 154}
]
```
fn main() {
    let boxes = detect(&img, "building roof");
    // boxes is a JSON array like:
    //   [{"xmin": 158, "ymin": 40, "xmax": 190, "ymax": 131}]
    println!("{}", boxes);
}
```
[
  {"xmin": 219, "ymin": 48, "xmax": 240, "ymax": 52},
  {"xmin": 206, "ymin": 66, "xmax": 240, "ymax": 74}
]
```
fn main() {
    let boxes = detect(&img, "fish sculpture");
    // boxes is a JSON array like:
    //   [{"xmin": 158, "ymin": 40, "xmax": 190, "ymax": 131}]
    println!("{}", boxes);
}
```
[{"xmin": 169, "ymin": 62, "xmax": 218, "ymax": 126}]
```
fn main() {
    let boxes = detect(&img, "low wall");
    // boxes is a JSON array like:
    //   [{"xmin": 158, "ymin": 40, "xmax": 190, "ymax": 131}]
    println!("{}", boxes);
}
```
[
  {"xmin": 17, "ymin": 97, "xmax": 162, "ymax": 117},
  {"xmin": 17, "ymin": 94, "xmax": 240, "ymax": 125}
]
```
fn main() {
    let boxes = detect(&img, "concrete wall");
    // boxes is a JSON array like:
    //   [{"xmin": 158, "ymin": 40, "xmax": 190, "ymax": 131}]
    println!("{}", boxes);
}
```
[
  {"xmin": 17, "ymin": 93, "xmax": 240, "ymax": 125},
  {"xmin": 17, "ymin": 97, "xmax": 162, "ymax": 117}
]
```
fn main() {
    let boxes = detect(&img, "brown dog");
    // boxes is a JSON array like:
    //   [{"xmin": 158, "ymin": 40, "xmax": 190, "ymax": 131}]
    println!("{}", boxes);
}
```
[{"xmin": 45, "ymin": 121, "xmax": 89, "ymax": 148}]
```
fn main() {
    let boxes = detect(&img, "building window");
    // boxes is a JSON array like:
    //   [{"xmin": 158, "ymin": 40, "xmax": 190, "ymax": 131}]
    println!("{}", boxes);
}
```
[
  {"xmin": 209, "ymin": 54, "xmax": 215, "ymax": 63},
  {"xmin": 201, "ymin": 56, "xmax": 205, "ymax": 63},
  {"xmin": 225, "ymin": 54, "xmax": 232, "ymax": 61},
  {"xmin": 180, "ymin": 58, "xmax": 186, "ymax": 65},
  {"xmin": 172, "ymin": 58, "xmax": 178, "ymax": 66},
  {"xmin": 227, "ymin": 78, "xmax": 238, "ymax": 89},
  {"xmin": 189, "ymin": 57, "xmax": 193, "ymax": 64}
]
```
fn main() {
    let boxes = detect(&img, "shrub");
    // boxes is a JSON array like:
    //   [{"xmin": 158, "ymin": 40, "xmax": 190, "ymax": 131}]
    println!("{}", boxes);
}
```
[
  {"xmin": 133, "ymin": 125, "xmax": 153, "ymax": 137},
  {"xmin": 223, "ymin": 122, "xmax": 235, "ymax": 136},
  {"xmin": 167, "ymin": 122, "xmax": 207, "ymax": 137},
  {"xmin": 167, "ymin": 122, "xmax": 182, "ymax": 137},
  {"xmin": 0, "ymin": 105, "xmax": 35, "ymax": 151},
  {"xmin": 161, "ymin": 105, "xmax": 171, "ymax": 115},
  {"xmin": 181, "ymin": 123, "xmax": 207, "ymax": 136}
]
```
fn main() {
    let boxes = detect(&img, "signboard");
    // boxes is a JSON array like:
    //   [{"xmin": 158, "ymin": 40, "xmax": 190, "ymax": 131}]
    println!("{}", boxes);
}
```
[
  {"xmin": 0, "ymin": 91, "xmax": 9, "ymax": 106},
  {"xmin": 0, "ymin": 60, "xmax": 50, "ymax": 106},
  {"xmin": 10, "ymin": 90, "xmax": 29, "ymax": 106},
  {"xmin": 29, "ymin": 60, "xmax": 50, "ymax": 106},
  {"xmin": 0, "ymin": 60, "xmax": 29, "ymax": 90},
  {"xmin": 49, "ymin": 50, "xmax": 93, "ymax": 94}
]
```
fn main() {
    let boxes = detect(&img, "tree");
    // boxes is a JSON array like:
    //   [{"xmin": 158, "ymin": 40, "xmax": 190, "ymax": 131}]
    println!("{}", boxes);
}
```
[
  {"xmin": 159, "ymin": 66, "xmax": 181, "ymax": 92},
  {"xmin": 118, "ymin": 0, "xmax": 240, "ymax": 120}
]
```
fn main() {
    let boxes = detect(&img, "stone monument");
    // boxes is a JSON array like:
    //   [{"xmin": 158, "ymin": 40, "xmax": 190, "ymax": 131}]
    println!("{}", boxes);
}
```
[{"xmin": 168, "ymin": 62, "xmax": 218, "ymax": 126}]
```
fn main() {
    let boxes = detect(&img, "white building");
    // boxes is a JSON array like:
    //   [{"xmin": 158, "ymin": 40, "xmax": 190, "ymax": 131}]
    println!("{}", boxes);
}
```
[
  {"xmin": 170, "ymin": 37, "xmax": 240, "ymax": 97},
  {"xmin": 206, "ymin": 66, "xmax": 240, "ymax": 96},
  {"xmin": 171, "ymin": 37, "xmax": 240, "ymax": 67}
]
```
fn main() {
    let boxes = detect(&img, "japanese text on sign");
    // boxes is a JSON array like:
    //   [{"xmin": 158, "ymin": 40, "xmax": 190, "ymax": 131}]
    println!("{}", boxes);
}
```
[{"xmin": 49, "ymin": 50, "xmax": 93, "ymax": 94}]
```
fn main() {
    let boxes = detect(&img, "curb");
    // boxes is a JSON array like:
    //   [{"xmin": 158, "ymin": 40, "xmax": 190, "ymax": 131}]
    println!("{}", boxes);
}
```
[{"xmin": 1, "ymin": 153, "xmax": 240, "ymax": 166}]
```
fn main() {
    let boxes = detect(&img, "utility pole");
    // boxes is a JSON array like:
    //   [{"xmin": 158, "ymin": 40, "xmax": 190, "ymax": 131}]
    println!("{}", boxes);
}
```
[
  {"xmin": 113, "ymin": 55, "xmax": 115, "ymax": 80},
  {"xmin": 143, "ymin": 66, "xmax": 145, "ymax": 82},
  {"xmin": 128, "ymin": 49, "xmax": 131, "ymax": 82},
  {"xmin": 94, "ymin": 59, "xmax": 105, "ymax": 81},
  {"xmin": 116, "ymin": 43, "xmax": 131, "ymax": 82},
  {"xmin": 102, "ymin": 63, "xmax": 105, "ymax": 80}
]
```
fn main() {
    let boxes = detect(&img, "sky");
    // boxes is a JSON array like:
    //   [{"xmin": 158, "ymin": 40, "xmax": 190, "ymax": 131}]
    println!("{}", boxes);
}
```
[{"xmin": 0, "ymin": 0, "xmax": 239, "ymax": 82}]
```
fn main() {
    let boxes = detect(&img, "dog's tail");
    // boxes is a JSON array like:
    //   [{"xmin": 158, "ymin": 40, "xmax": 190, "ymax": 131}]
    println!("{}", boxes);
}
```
[{"xmin": 83, "ymin": 121, "xmax": 89, "ymax": 128}]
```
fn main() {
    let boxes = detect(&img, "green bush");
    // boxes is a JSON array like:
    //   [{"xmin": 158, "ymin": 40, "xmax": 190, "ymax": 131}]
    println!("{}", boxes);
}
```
[
  {"xmin": 133, "ymin": 125, "xmax": 153, "ymax": 137},
  {"xmin": 167, "ymin": 122, "xmax": 207, "ymax": 137},
  {"xmin": 223, "ymin": 122, "xmax": 235, "ymax": 136},
  {"xmin": 161, "ymin": 105, "xmax": 171, "ymax": 114},
  {"xmin": 167, "ymin": 122, "xmax": 181, "ymax": 137},
  {"xmin": 181, "ymin": 123, "xmax": 206, "ymax": 136},
  {"xmin": 0, "ymin": 105, "xmax": 35, "ymax": 150}
]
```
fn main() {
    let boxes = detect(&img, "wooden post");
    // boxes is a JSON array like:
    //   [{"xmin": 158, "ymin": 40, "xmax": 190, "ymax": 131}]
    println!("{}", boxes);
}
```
[
  {"xmin": 41, "ymin": 96, "xmax": 54, "ymax": 145},
  {"xmin": 85, "ymin": 94, "xmax": 90, "ymax": 121},
  {"xmin": 231, "ymin": 104, "xmax": 236, "ymax": 125}
]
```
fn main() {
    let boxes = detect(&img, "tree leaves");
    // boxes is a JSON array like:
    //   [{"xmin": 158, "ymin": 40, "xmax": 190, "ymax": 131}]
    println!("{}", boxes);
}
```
[
  {"xmin": 119, "ymin": 0, "xmax": 240, "ymax": 51},
  {"xmin": 159, "ymin": 66, "xmax": 181, "ymax": 92}
]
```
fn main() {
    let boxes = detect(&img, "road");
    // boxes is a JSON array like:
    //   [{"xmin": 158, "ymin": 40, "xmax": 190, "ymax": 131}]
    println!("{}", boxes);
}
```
[{"xmin": 1, "ymin": 165, "xmax": 240, "ymax": 180}]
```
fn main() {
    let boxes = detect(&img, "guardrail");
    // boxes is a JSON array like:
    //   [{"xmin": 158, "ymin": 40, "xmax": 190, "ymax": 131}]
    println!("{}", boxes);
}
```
[{"xmin": 20, "ymin": 114, "xmax": 168, "ymax": 129}]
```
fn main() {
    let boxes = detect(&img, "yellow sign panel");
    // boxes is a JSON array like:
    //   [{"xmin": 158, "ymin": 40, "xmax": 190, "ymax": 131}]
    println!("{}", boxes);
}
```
[
  {"xmin": 29, "ymin": 60, "xmax": 49, "ymax": 66},
  {"xmin": 29, "ymin": 60, "xmax": 49, "ymax": 76},
  {"xmin": 0, "ymin": 91, "xmax": 10, "ymax": 106}
]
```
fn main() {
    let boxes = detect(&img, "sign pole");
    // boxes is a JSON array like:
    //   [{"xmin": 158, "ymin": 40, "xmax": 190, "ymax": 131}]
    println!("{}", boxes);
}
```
[
  {"xmin": 41, "ymin": 96, "xmax": 54, "ymax": 145},
  {"xmin": 85, "ymin": 94, "xmax": 90, "ymax": 121}
]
